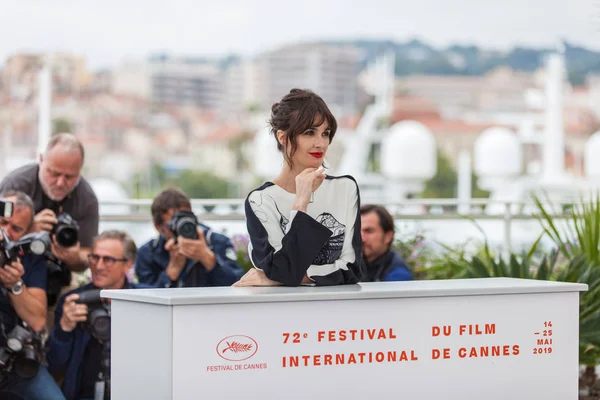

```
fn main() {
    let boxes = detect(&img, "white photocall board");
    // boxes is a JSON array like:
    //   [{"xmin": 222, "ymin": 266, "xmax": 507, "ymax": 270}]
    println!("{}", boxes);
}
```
[{"xmin": 103, "ymin": 278, "xmax": 587, "ymax": 400}]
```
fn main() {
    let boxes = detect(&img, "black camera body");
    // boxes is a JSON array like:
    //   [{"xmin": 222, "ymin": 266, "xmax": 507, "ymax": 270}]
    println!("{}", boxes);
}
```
[
  {"xmin": 53, "ymin": 212, "xmax": 79, "ymax": 248},
  {"xmin": 0, "ymin": 232, "xmax": 21, "ymax": 267},
  {"xmin": 76, "ymin": 289, "xmax": 111, "ymax": 342},
  {"xmin": 27, "ymin": 211, "xmax": 78, "ymax": 306},
  {"xmin": 168, "ymin": 210, "xmax": 199, "ymax": 241},
  {"xmin": 0, "ymin": 323, "xmax": 44, "ymax": 379},
  {"xmin": 0, "ymin": 199, "xmax": 13, "ymax": 218}
]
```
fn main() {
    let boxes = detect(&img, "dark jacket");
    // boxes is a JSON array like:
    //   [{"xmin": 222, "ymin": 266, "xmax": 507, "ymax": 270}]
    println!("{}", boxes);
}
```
[
  {"xmin": 47, "ymin": 280, "xmax": 146, "ymax": 400},
  {"xmin": 135, "ymin": 225, "xmax": 243, "ymax": 288},
  {"xmin": 363, "ymin": 250, "xmax": 413, "ymax": 282}
]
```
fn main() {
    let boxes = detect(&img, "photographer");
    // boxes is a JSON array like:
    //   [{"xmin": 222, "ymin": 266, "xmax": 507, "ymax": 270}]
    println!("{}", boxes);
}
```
[
  {"xmin": 47, "ymin": 230, "xmax": 146, "ymax": 400},
  {"xmin": 0, "ymin": 133, "xmax": 99, "ymax": 273},
  {"xmin": 0, "ymin": 192, "xmax": 64, "ymax": 399},
  {"xmin": 135, "ymin": 187, "xmax": 243, "ymax": 288}
]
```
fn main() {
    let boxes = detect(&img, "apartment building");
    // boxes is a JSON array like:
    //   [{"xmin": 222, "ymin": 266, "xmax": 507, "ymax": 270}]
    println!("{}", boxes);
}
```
[
  {"xmin": 2, "ymin": 53, "xmax": 88, "ymax": 100},
  {"xmin": 253, "ymin": 43, "xmax": 362, "ymax": 116}
]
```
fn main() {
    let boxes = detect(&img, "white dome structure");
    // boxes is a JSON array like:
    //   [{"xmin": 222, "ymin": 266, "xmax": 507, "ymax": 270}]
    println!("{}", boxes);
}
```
[
  {"xmin": 381, "ymin": 120, "xmax": 436, "ymax": 180},
  {"xmin": 585, "ymin": 131, "xmax": 600, "ymax": 179},
  {"xmin": 474, "ymin": 127, "xmax": 521, "ymax": 188},
  {"xmin": 253, "ymin": 126, "xmax": 283, "ymax": 178}
]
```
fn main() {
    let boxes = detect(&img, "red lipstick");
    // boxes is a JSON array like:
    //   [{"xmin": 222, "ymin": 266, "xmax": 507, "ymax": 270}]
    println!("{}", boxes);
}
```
[{"xmin": 309, "ymin": 152, "xmax": 323, "ymax": 159}]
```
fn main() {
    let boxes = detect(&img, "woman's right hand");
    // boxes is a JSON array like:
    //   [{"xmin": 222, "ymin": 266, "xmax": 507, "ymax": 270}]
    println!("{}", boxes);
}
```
[{"xmin": 293, "ymin": 167, "xmax": 326, "ymax": 212}]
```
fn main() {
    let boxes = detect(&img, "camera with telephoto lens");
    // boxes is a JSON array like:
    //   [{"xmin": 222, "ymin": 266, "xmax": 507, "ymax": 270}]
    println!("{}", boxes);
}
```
[
  {"xmin": 0, "ymin": 228, "xmax": 69, "ymax": 306},
  {"xmin": 167, "ymin": 210, "xmax": 199, "ymax": 240},
  {"xmin": 20, "ymin": 231, "xmax": 52, "ymax": 257},
  {"xmin": 76, "ymin": 289, "xmax": 111, "ymax": 342},
  {"xmin": 52, "ymin": 212, "xmax": 79, "ymax": 248},
  {"xmin": 0, "ymin": 323, "xmax": 44, "ymax": 379},
  {"xmin": 0, "ymin": 229, "xmax": 51, "ymax": 267}
]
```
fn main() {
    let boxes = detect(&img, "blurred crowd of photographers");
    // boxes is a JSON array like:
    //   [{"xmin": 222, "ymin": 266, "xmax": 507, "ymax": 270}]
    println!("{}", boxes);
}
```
[{"xmin": 0, "ymin": 133, "xmax": 243, "ymax": 400}]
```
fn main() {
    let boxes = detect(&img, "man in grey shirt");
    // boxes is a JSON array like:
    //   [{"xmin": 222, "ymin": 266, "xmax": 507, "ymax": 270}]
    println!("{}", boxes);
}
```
[{"xmin": 0, "ymin": 133, "xmax": 99, "ymax": 274}]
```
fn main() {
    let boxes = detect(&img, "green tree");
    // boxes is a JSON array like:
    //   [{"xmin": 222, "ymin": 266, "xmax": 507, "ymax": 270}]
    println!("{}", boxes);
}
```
[
  {"xmin": 472, "ymin": 175, "xmax": 490, "ymax": 198},
  {"xmin": 170, "ymin": 170, "xmax": 231, "ymax": 199},
  {"xmin": 246, "ymin": 102, "xmax": 264, "ymax": 113},
  {"xmin": 129, "ymin": 164, "xmax": 233, "ymax": 199},
  {"xmin": 52, "ymin": 118, "xmax": 72, "ymax": 134},
  {"xmin": 422, "ymin": 151, "xmax": 490, "ymax": 199},
  {"xmin": 129, "ymin": 161, "xmax": 169, "ymax": 198},
  {"xmin": 366, "ymin": 143, "xmax": 381, "ymax": 173},
  {"xmin": 423, "ymin": 151, "xmax": 456, "ymax": 198}
]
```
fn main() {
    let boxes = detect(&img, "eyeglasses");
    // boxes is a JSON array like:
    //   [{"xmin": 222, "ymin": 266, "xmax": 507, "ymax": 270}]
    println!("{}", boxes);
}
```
[{"xmin": 88, "ymin": 254, "xmax": 128, "ymax": 267}]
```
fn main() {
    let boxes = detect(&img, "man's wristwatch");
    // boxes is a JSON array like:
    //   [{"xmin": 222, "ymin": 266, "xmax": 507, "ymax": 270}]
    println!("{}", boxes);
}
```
[{"xmin": 11, "ymin": 280, "xmax": 23, "ymax": 295}]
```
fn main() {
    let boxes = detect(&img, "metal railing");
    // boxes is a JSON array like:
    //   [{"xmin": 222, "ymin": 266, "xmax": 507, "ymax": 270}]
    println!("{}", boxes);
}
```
[{"xmin": 98, "ymin": 198, "xmax": 577, "ymax": 256}]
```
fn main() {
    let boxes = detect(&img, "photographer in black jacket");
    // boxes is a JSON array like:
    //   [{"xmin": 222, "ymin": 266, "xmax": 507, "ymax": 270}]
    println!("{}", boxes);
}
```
[
  {"xmin": 135, "ymin": 187, "xmax": 243, "ymax": 288},
  {"xmin": 0, "ymin": 192, "xmax": 64, "ymax": 399}
]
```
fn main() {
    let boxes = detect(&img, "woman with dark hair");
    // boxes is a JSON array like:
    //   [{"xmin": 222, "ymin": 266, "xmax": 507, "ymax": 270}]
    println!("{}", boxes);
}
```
[{"xmin": 233, "ymin": 89, "xmax": 363, "ymax": 287}]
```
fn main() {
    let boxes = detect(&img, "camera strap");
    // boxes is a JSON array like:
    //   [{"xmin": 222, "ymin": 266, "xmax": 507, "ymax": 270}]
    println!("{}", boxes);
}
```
[
  {"xmin": 0, "ymin": 315, "xmax": 7, "ymax": 342},
  {"xmin": 95, "ymin": 340, "xmax": 110, "ymax": 400},
  {"xmin": 204, "ymin": 229, "xmax": 213, "ymax": 248},
  {"xmin": 94, "ymin": 380, "xmax": 105, "ymax": 400}
]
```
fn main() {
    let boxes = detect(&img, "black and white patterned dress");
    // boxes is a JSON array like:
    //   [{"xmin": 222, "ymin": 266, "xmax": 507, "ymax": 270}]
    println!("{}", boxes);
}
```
[{"xmin": 245, "ymin": 175, "xmax": 363, "ymax": 286}]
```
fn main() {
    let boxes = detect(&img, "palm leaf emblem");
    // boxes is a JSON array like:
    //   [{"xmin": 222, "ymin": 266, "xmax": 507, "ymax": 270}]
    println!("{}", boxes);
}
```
[{"xmin": 222, "ymin": 341, "xmax": 253, "ymax": 353}]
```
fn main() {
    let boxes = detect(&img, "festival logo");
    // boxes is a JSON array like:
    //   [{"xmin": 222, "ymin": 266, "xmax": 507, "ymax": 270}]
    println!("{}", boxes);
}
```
[{"xmin": 217, "ymin": 335, "xmax": 259, "ymax": 362}]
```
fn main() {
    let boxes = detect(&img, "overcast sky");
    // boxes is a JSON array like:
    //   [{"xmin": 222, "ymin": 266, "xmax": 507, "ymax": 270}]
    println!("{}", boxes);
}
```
[{"xmin": 0, "ymin": 0, "xmax": 597, "ymax": 69}]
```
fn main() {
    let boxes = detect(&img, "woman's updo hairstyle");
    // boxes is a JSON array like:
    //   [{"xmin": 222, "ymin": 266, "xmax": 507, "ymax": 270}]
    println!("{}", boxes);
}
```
[{"xmin": 269, "ymin": 88, "xmax": 337, "ymax": 167}]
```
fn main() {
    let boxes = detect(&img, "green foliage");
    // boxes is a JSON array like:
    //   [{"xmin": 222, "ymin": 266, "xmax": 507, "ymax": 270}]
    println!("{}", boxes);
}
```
[
  {"xmin": 366, "ymin": 143, "xmax": 381, "ymax": 174},
  {"xmin": 422, "ymin": 151, "xmax": 489, "ymax": 199},
  {"xmin": 415, "ymin": 200, "xmax": 600, "ymax": 370},
  {"xmin": 169, "ymin": 170, "xmax": 231, "ymax": 199},
  {"xmin": 393, "ymin": 233, "xmax": 432, "ymax": 278},
  {"xmin": 423, "ymin": 151, "xmax": 456, "ymax": 198},
  {"xmin": 459, "ymin": 250, "xmax": 600, "ymax": 369},
  {"xmin": 557, "ymin": 256, "xmax": 600, "ymax": 368},
  {"xmin": 230, "ymin": 234, "xmax": 254, "ymax": 273},
  {"xmin": 533, "ymin": 192, "xmax": 600, "ymax": 265},
  {"xmin": 52, "ymin": 118, "xmax": 72, "ymax": 134},
  {"xmin": 130, "ymin": 163, "xmax": 233, "ymax": 199},
  {"xmin": 472, "ymin": 175, "xmax": 490, "ymax": 199},
  {"xmin": 531, "ymin": 192, "xmax": 600, "ymax": 369},
  {"xmin": 246, "ymin": 102, "xmax": 263, "ymax": 113}
]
